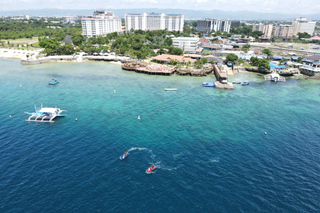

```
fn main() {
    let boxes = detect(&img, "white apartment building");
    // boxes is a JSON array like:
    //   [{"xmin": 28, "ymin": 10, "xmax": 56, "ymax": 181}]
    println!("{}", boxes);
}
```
[
  {"xmin": 273, "ymin": 25, "xmax": 293, "ymax": 38},
  {"xmin": 172, "ymin": 37, "xmax": 200, "ymax": 52},
  {"xmin": 197, "ymin": 19, "xmax": 231, "ymax": 33},
  {"xmin": 252, "ymin": 23, "xmax": 273, "ymax": 38},
  {"xmin": 292, "ymin": 17, "xmax": 316, "ymax": 36},
  {"xmin": 81, "ymin": 11, "xmax": 122, "ymax": 37},
  {"xmin": 125, "ymin": 12, "xmax": 184, "ymax": 32}
]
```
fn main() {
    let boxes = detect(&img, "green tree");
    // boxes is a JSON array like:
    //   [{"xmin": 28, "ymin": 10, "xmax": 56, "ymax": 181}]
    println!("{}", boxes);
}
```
[
  {"xmin": 250, "ymin": 57, "xmax": 260, "ymax": 66},
  {"xmin": 168, "ymin": 47, "xmax": 183, "ymax": 55},
  {"xmin": 262, "ymin": 48, "xmax": 273, "ymax": 57},
  {"xmin": 226, "ymin": 53, "xmax": 238, "ymax": 62},
  {"xmin": 270, "ymin": 36, "xmax": 277, "ymax": 43},
  {"xmin": 298, "ymin": 32, "xmax": 311, "ymax": 39},
  {"xmin": 241, "ymin": 44, "xmax": 251, "ymax": 53},
  {"xmin": 258, "ymin": 59, "xmax": 270, "ymax": 69}
]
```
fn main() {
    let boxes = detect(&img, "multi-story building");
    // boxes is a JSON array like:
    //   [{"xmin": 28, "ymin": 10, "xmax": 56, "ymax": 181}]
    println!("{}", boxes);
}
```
[
  {"xmin": 231, "ymin": 21, "xmax": 241, "ymax": 29},
  {"xmin": 252, "ymin": 23, "xmax": 273, "ymax": 38},
  {"xmin": 273, "ymin": 25, "xmax": 293, "ymax": 38},
  {"xmin": 172, "ymin": 37, "xmax": 200, "ymax": 52},
  {"xmin": 125, "ymin": 12, "xmax": 184, "ymax": 32},
  {"xmin": 197, "ymin": 19, "xmax": 231, "ymax": 33},
  {"xmin": 292, "ymin": 17, "xmax": 316, "ymax": 36},
  {"xmin": 81, "ymin": 11, "xmax": 122, "ymax": 38},
  {"xmin": 300, "ymin": 55, "xmax": 320, "ymax": 77}
]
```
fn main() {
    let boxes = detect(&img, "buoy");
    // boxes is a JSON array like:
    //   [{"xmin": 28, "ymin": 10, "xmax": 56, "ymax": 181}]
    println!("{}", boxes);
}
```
[
  {"xmin": 138, "ymin": 115, "xmax": 140, "ymax": 120},
  {"xmin": 75, "ymin": 118, "xmax": 78, "ymax": 121},
  {"xmin": 20, "ymin": 84, "xmax": 22, "ymax": 88},
  {"xmin": 9, "ymin": 115, "xmax": 11, "ymax": 117},
  {"xmin": 114, "ymin": 90, "xmax": 116, "ymax": 94},
  {"xmin": 265, "ymin": 132, "xmax": 267, "ymax": 135}
]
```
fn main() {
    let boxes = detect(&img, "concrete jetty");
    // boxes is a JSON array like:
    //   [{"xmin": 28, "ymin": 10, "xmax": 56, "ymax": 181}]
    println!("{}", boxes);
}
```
[{"xmin": 213, "ymin": 64, "xmax": 233, "ymax": 89}]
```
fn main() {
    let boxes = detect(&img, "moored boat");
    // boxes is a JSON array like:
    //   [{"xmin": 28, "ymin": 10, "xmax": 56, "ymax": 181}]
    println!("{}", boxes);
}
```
[
  {"xmin": 242, "ymin": 81, "xmax": 249, "ymax": 86},
  {"xmin": 232, "ymin": 80, "xmax": 241, "ymax": 84},
  {"xmin": 202, "ymin": 82, "xmax": 215, "ymax": 87},
  {"xmin": 49, "ymin": 79, "xmax": 59, "ymax": 85},
  {"xmin": 164, "ymin": 88, "xmax": 177, "ymax": 91},
  {"xmin": 25, "ymin": 104, "xmax": 67, "ymax": 123}
]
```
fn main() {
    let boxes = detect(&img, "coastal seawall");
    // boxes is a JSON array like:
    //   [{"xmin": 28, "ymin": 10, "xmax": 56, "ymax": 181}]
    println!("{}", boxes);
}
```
[
  {"xmin": 21, "ymin": 55, "xmax": 131, "ymax": 65},
  {"xmin": 21, "ymin": 56, "xmax": 77, "ymax": 65}
]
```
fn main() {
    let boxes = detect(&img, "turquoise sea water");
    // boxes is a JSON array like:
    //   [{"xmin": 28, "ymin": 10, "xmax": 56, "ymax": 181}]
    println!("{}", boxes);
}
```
[{"xmin": 0, "ymin": 58, "xmax": 319, "ymax": 212}]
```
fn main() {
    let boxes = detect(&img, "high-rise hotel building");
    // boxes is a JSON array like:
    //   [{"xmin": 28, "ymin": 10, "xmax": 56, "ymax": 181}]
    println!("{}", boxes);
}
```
[
  {"xmin": 292, "ymin": 17, "xmax": 316, "ymax": 36},
  {"xmin": 125, "ymin": 12, "xmax": 184, "ymax": 32},
  {"xmin": 197, "ymin": 19, "xmax": 232, "ymax": 34},
  {"xmin": 81, "ymin": 11, "xmax": 122, "ymax": 37}
]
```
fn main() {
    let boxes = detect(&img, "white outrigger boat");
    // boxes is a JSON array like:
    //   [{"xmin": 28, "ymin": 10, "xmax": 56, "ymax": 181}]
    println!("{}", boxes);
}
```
[
  {"xmin": 264, "ymin": 72, "xmax": 286, "ymax": 82},
  {"xmin": 25, "ymin": 104, "xmax": 67, "ymax": 123}
]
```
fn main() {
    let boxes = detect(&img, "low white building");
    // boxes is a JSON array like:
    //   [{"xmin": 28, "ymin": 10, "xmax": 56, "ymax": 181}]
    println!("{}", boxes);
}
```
[
  {"xmin": 81, "ymin": 11, "xmax": 122, "ymax": 38},
  {"xmin": 172, "ymin": 37, "xmax": 200, "ymax": 52}
]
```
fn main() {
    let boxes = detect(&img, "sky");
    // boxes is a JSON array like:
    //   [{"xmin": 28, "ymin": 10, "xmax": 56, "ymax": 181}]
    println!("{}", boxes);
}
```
[{"xmin": 1, "ymin": 0, "xmax": 320, "ymax": 14}]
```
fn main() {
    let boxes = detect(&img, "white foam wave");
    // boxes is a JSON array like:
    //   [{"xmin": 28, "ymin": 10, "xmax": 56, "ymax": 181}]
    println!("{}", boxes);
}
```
[
  {"xmin": 126, "ymin": 147, "xmax": 156, "ymax": 159},
  {"xmin": 127, "ymin": 147, "xmax": 148, "ymax": 152}
]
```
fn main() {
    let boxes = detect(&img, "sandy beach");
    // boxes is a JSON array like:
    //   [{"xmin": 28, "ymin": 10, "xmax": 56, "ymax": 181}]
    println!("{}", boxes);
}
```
[{"xmin": 0, "ymin": 48, "xmax": 42, "ymax": 60}]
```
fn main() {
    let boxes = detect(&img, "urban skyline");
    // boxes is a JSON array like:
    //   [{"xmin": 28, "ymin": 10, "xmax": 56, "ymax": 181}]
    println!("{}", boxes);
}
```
[{"xmin": 1, "ymin": 0, "xmax": 320, "ymax": 15}]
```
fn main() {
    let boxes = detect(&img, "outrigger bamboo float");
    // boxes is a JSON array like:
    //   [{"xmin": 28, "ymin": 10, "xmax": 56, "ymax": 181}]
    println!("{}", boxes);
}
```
[{"xmin": 25, "ymin": 104, "xmax": 67, "ymax": 123}]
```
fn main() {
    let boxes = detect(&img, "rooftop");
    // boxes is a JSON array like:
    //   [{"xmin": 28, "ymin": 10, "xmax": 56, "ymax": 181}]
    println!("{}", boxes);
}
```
[{"xmin": 305, "ymin": 55, "xmax": 320, "ymax": 60}]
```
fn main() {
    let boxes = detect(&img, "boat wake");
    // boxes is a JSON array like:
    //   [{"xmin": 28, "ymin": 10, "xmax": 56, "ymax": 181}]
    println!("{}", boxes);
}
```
[
  {"xmin": 173, "ymin": 152, "xmax": 184, "ymax": 158},
  {"xmin": 195, "ymin": 158, "xmax": 220, "ymax": 164},
  {"xmin": 150, "ymin": 162, "xmax": 180, "ymax": 171},
  {"xmin": 127, "ymin": 147, "xmax": 156, "ymax": 159}
]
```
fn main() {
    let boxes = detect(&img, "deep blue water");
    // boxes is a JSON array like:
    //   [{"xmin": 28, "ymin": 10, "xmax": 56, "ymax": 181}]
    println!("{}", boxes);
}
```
[{"xmin": 0, "ymin": 58, "xmax": 319, "ymax": 212}]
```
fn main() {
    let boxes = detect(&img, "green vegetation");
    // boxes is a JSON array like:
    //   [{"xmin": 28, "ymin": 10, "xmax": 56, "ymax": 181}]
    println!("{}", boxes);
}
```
[
  {"xmin": 262, "ymin": 48, "xmax": 273, "ymax": 57},
  {"xmin": 0, "ymin": 17, "xmax": 81, "ymax": 40},
  {"xmin": 107, "ymin": 30, "xmax": 184, "ymax": 59},
  {"xmin": 250, "ymin": 57, "xmax": 270, "ymax": 69},
  {"xmin": 230, "ymin": 25, "xmax": 263, "ymax": 39},
  {"xmin": 226, "ymin": 53, "xmax": 238, "ymax": 63},
  {"xmin": 194, "ymin": 58, "xmax": 208, "ymax": 68},
  {"xmin": 241, "ymin": 44, "xmax": 251, "ymax": 53},
  {"xmin": 297, "ymin": 32, "xmax": 311, "ymax": 39}
]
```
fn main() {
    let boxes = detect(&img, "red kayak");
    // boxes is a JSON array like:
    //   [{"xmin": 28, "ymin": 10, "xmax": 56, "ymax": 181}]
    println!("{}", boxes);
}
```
[{"xmin": 146, "ymin": 165, "xmax": 156, "ymax": 174}]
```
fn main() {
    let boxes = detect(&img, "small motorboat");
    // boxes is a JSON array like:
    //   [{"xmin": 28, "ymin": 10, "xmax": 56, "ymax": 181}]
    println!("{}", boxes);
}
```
[
  {"xmin": 242, "ymin": 81, "xmax": 249, "ymax": 86},
  {"xmin": 120, "ymin": 152, "xmax": 129, "ymax": 160},
  {"xmin": 202, "ymin": 82, "xmax": 215, "ymax": 87},
  {"xmin": 49, "ymin": 79, "xmax": 59, "ymax": 85},
  {"xmin": 232, "ymin": 80, "xmax": 241, "ymax": 84},
  {"xmin": 164, "ymin": 88, "xmax": 177, "ymax": 91},
  {"xmin": 146, "ymin": 164, "xmax": 156, "ymax": 174}
]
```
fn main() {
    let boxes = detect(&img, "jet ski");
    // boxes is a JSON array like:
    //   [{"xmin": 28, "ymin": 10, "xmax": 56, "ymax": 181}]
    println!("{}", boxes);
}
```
[
  {"xmin": 120, "ymin": 152, "xmax": 129, "ymax": 160},
  {"xmin": 146, "ymin": 164, "xmax": 156, "ymax": 174}
]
